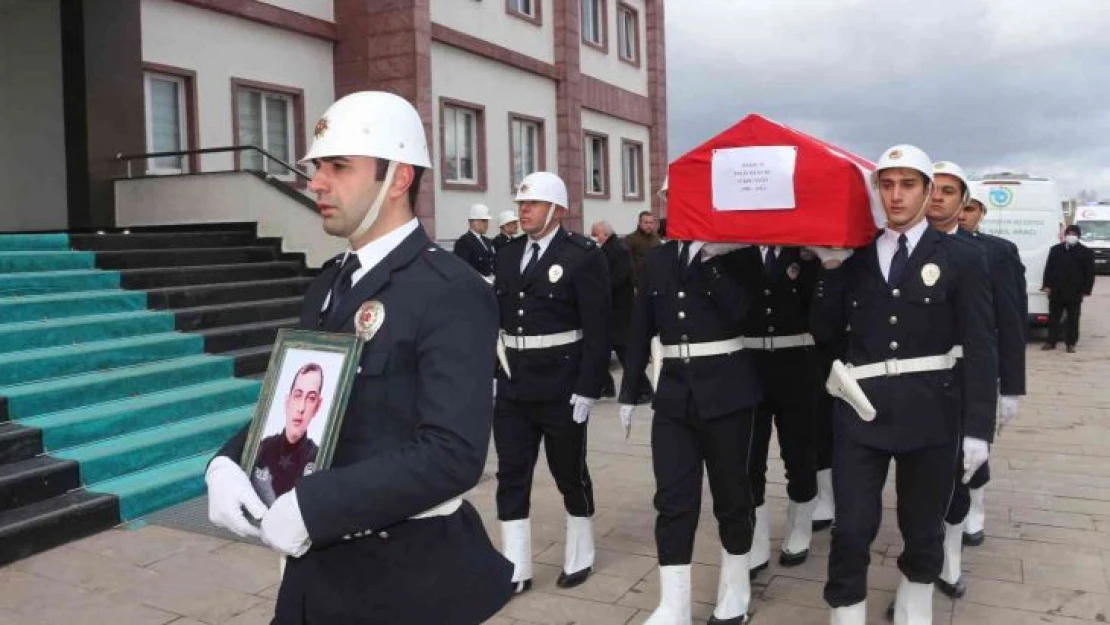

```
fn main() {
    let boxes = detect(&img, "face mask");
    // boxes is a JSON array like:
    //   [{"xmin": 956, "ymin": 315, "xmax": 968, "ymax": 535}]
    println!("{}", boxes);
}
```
[{"xmin": 1065, "ymin": 235, "xmax": 1079, "ymax": 245}]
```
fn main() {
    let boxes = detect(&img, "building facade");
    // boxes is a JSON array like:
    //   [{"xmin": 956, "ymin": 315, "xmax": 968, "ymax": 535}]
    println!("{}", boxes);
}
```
[{"xmin": 0, "ymin": 0, "xmax": 667, "ymax": 240}]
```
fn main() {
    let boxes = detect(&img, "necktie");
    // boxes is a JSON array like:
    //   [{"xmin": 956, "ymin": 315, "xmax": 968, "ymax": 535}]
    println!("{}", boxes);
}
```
[
  {"xmin": 888, "ymin": 234, "xmax": 909, "ymax": 285},
  {"xmin": 522, "ymin": 242, "xmax": 540, "ymax": 279},
  {"xmin": 678, "ymin": 241, "xmax": 690, "ymax": 267},
  {"xmin": 763, "ymin": 246, "xmax": 777, "ymax": 277},
  {"xmin": 324, "ymin": 255, "xmax": 362, "ymax": 324}
]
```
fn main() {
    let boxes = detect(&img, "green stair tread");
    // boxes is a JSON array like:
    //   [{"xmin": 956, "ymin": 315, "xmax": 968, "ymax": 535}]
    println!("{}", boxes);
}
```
[
  {"xmin": 0, "ymin": 331, "xmax": 201, "ymax": 362},
  {"xmin": 0, "ymin": 233, "xmax": 70, "ymax": 252},
  {"xmin": 56, "ymin": 407, "xmax": 251, "ymax": 466},
  {"xmin": 0, "ymin": 290, "xmax": 147, "ymax": 324},
  {"xmin": 0, "ymin": 270, "xmax": 119, "ymax": 297},
  {"xmin": 0, "ymin": 289, "xmax": 144, "ymax": 306},
  {"xmin": 0, "ymin": 311, "xmax": 176, "ymax": 353},
  {"xmin": 0, "ymin": 268, "xmax": 115, "ymax": 281},
  {"xmin": 91, "ymin": 453, "xmax": 212, "ymax": 520},
  {"xmin": 0, "ymin": 309, "xmax": 173, "ymax": 334},
  {"xmin": 0, "ymin": 353, "xmax": 231, "ymax": 400},
  {"xmin": 0, "ymin": 251, "xmax": 95, "ymax": 272}
]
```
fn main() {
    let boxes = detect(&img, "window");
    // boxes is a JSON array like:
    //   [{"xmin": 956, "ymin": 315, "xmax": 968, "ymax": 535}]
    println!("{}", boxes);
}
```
[
  {"xmin": 584, "ymin": 132, "xmax": 609, "ymax": 197},
  {"xmin": 506, "ymin": 0, "xmax": 541, "ymax": 24},
  {"xmin": 232, "ymin": 79, "xmax": 305, "ymax": 181},
  {"xmin": 622, "ymin": 140, "xmax": 644, "ymax": 200},
  {"xmin": 440, "ymin": 98, "xmax": 487, "ymax": 190},
  {"xmin": 143, "ymin": 72, "xmax": 188, "ymax": 174},
  {"xmin": 617, "ymin": 3, "xmax": 639, "ymax": 65},
  {"xmin": 510, "ymin": 115, "xmax": 545, "ymax": 191},
  {"xmin": 582, "ymin": 0, "xmax": 607, "ymax": 49}
]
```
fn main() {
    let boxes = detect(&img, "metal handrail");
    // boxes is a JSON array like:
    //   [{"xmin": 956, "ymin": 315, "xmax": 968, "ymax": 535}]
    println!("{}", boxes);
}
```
[{"xmin": 115, "ymin": 145, "xmax": 311, "ymax": 182}]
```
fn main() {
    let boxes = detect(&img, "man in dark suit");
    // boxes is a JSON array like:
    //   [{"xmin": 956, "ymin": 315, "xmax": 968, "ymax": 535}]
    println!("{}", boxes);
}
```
[
  {"xmin": 591, "ymin": 220, "xmax": 651, "ymax": 401},
  {"xmin": 1042, "ymin": 224, "xmax": 1095, "ymax": 352},
  {"xmin": 737, "ymin": 245, "xmax": 822, "ymax": 575},
  {"xmin": 617, "ymin": 239, "xmax": 762, "ymax": 624},
  {"xmin": 251, "ymin": 363, "xmax": 324, "ymax": 507},
  {"xmin": 492, "ymin": 210, "xmax": 520, "ymax": 251},
  {"xmin": 453, "ymin": 204, "xmax": 496, "ymax": 282},
  {"xmin": 492, "ymin": 171, "xmax": 611, "ymax": 596},
  {"xmin": 204, "ymin": 91, "xmax": 512, "ymax": 625},
  {"xmin": 809, "ymin": 145, "xmax": 997, "ymax": 625},
  {"xmin": 924, "ymin": 161, "xmax": 1027, "ymax": 600}
]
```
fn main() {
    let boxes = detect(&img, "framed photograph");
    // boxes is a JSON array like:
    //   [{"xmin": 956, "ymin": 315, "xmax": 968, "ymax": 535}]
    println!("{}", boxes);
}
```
[{"xmin": 239, "ymin": 329, "xmax": 363, "ymax": 506}]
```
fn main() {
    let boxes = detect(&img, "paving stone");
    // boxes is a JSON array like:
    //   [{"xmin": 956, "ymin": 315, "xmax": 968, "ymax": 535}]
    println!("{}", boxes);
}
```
[{"xmin": 68, "ymin": 525, "xmax": 229, "ymax": 567}]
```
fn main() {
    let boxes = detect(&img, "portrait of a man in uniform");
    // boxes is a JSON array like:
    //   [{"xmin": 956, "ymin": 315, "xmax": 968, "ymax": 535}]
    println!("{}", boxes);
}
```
[{"xmin": 251, "ymin": 362, "xmax": 325, "ymax": 506}]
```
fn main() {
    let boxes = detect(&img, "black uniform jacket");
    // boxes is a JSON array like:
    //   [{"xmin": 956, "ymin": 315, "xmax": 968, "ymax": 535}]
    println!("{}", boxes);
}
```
[
  {"xmin": 493, "ymin": 228, "xmax": 612, "ymax": 403},
  {"xmin": 619, "ymin": 241, "xmax": 762, "ymax": 419},
  {"xmin": 958, "ymin": 229, "xmax": 1027, "ymax": 396},
  {"xmin": 601, "ymin": 234, "xmax": 635, "ymax": 346},
  {"xmin": 453, "ymin": 230, "xmax": 496, "ymax": 277},
  {"xmin": 811, "ymin": 227, "xmax": 999, "ymax": 451},
  {"xmin": 491, "ymin": 232, "xmax": 514, "ymax": 251},
  {"xmin": 1043, "ymin": 241, "xmax": 1096, "ymax": 302},
  {"xmin": 217, "ymin": 225, "xmax": 511, "ymax": 625}
]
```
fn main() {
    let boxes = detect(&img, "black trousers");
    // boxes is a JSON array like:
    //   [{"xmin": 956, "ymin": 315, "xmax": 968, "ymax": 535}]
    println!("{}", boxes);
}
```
[
  {"xmin": 815, "ymin": 356, "xmax": 835, "ymax": 472},
  {"xmin": 653, "ymin": 397, "xmax": 756, "ymax": 565},
  {"xmin": 493, "ymin": 397, "xmax": 594, "ymax": 520},
  {"xmin": 824, "ymin": 430, "xmax": 959, "ymax": 607},
  {"xmin": 603, "ymin": 344, "xmax": 651, "ymax": 397},
  {"xmin": 1047, "ymin": 297, "xmax": 1082, "ymax": 346},
  {"xmin": 749, "ymin": 351, "xmax": 820, "ymax": 506},
  {"xmin": 945, "ymin": 456, "xmax": 991, "ymax": 524}
]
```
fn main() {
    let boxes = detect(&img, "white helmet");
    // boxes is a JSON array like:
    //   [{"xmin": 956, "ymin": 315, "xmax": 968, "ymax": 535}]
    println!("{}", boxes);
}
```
[
  {"xmin": 932, "ymin": 161, "xmax": 972, "ymax": 205},
  {"xmin": 871, "ymin": 144, "xmax": 934, "ymax": 187},
  {"xmin": 969, "ymin": 186, "xmax": 990, "ymax": 212},
  {"xmin": 300, "ymin": 91, "xmax": 432, "ymax": 168},
  {"xmin": 658, "ymin": 174, "xmax": 669, "ymax": 199},
  {"xmin": 515, "ymin": 171, "xmax": 568, "ymax": 209},
  {"xmin": 468, "ymin": 204, "xmax": 491, "ymax": 221},
  {"xmin": 498, "ymin": 210, "xmax": 519, "ymax": 227}
]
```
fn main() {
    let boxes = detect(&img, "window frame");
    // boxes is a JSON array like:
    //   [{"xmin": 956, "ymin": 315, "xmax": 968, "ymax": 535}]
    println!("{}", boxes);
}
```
[
  {"xmin": 581, "ymin": 0, "xmax": 608, "ymax": 52},
  {"xmin": 508, "ymin": 113, "xmax": 547, "ymax": 193},
  {"xmin": 616, "ymin": 2, "xmax": 640, "ymax": 67},
  {"xmin": 505, "ymin": 0, "xmax": 542, "ymax": 26},
  {"xmin": 142, "ymin": 63, "xmax": 199, "ymax": 175},
  {"xmin": 584, "ymin": 130, "xmax": 610, "ymax": 200},
  {"xmin": 621, "ymin": 139, "xmax": 645, "ymax": 201},
  {"xmin": 230, "ymin": 78, "xmax": 306, "ymax": 183},
  {"xmin": 439, "ymin": 97, "xmax": 488, "ymax": 192}
]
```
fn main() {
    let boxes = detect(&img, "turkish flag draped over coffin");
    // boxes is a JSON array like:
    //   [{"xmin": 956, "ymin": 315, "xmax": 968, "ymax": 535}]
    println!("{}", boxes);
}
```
[{"xmin": 666, "ymin": 114, "xmax": 883, "ymax": 248}]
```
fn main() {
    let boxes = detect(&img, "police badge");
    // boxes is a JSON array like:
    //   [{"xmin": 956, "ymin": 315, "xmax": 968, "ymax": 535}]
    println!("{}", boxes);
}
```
[
  {"xmin": 921, "ymin": 263, "xmax": 941, "ymax": 287},
  {"xmin": 548, "ymin": 264, "xmax": 564, "ymax": 283},
  {"xmin": 354, "ymin": 300, "xmax": 386, "ymax": 341}
]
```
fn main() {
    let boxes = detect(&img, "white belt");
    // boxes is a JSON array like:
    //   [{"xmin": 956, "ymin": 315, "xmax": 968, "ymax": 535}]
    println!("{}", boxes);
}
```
[
  {"xmin": 846, "ymin": 346, "xmax": 964, "ymax": 380},
  {"xmin": 742, "ymin": 333, "xmax": 814, "ymax": 351},
  {"xmin": 500, "ymin": 329, "xmax": 583, "ymax": 350},
  {"xmin": 659, "ymin": 336, "xmax": 745, "ymax": 359},
  {"xmin": 340, "ymin": 497, "xmax": 463, "ymax": 541}
]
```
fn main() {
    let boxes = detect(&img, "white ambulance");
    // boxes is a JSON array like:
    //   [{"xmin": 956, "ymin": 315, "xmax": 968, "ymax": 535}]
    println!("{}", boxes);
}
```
[
  {"xmin": 969, "ymin": 173, "xmax": 1066, "ymax": 327},
  {"xmin": 1072, "ymin": 204, "xmax": 1110, "ymax": 274}
]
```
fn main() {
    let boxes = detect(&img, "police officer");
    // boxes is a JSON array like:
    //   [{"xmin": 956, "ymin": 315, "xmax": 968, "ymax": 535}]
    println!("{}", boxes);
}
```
[
  {"xmin": 926, "ymin": 162, "xmax": 1026, "ymax": 599},
  {"xmin": 204, "ymin": 91, "xmax": 512, "ymax": 624},
  {"xmin": 738, "ymin": 245, "xmax": 822, "ymax": 575},
  {"xmin": 617, "ymin": 230, "xmax": 762, "ymax": 623},
  {"xmin": 251, "ymin": 363, "xmax": 325, "ymax": 507},
  {"xmin": 492, "ymin": 171, "xmax": 611, "ymax": 594},
  {"xmin": 453, "ymin": 203, "xmax": 497, "ymax": 281},
  {"xmin": 492, "ymin": 210, "xmax": 521, "ymax": 251},
  {"xmin": 810, "ymin": 330, "xmax": 845, "ymax": 532},
  {"xmin": 810, "ymin": 144, "xmax": 997, "ymax": 625}
]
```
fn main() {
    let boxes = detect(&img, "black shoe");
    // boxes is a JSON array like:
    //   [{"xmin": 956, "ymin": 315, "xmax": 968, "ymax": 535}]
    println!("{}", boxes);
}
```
[
  {"xmin": 707, "ymin": 614, "xmax": 749, "ymax": 624},
  {"xmin": 1041, "ymin": 342, "xmax": 1057, "ymax": 350},
  {"xmin": 556, "ymin": 567, "xmax": 592, "ymax": 588},
  {"xmin": 1067, "ymin": 344, "xmax": 1076, "ymax": 353},
  {"xmin": 962, "ymin": 530, "xmax": 984, "ymax": 547},
  {"xmin": 779, "ymin": 549, "xmax": 808, "ymax": 567},
  {"xmin": 749, "ymin": 560, "xmax": 768, "ymax": 580},
  {"xmin": 812, "ymin": 519, "xmax": 833, "ymax": 531},
  {"xmin": 511, "ymin": 579, "xmax": 532, "ymax": 596},
  {"xmin": 936, "ymin": 576, "xmax": 967, "ymax": 598}
]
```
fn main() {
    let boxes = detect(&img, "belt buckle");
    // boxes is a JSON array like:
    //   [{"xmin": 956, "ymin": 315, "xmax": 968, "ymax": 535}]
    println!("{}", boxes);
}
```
[
  {"xmin": 677, "ymin": 342, "xmax": 691, "ymax": 359},
  {"xmin": 884, "ymin": 358, "xmax": 900, "ymax": 376},
  {"xmin": 511, "ymin": 335, "xmax": 526, "ymax": 350},
  {"xmin": 763, "ymin": 336, "xmax": 775, "ymax": 351}
]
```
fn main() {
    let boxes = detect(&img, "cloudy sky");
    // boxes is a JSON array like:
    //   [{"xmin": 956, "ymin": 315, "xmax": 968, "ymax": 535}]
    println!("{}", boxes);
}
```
[{"xmin": 665, "ymin": 0, "xmax": 1110, "ymax": 200}]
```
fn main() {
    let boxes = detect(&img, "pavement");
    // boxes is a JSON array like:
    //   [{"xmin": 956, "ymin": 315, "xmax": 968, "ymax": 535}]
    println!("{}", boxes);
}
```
[{"xmin": 2, "ymin": 278, "xmax": 1109, "ymax": 624}]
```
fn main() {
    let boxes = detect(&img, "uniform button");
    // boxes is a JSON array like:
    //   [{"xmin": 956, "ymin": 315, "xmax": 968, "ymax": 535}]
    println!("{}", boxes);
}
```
[
  {"xmin": 766, "ymin": 308, "xmax": 773, "ymax": 315},
  {"xmin": 924, "ymin": 297, "xmax": 931, "ymax": 304},
  {"xmin": 852, "ymin": 300, "xmax": 858, "ymax": 308},
  {"xmin": 516, "ymin": 326, "xmax": 523, "ymax": 333},
  {"xmin": 683, "ymin": 358, "xmax": 691, "ymax": 364},
  {"xmin": 768, "ymin": 326, "xmax": 775, "ymax": 333},
  {"xmin": 379, "ymin": 531, "xmax": 389, "ymax": 539},
  {"xmin": 889, "ymin": 316, "xmax": 898, "ymax": 325},
  {"xmin": 764, "ymin": 289, "xmax": 771, "ymax": 296},
  {"xmin": 678, "ymin": 291, "xmax": 686, "ymax": 299},
  {"xmin": 357, "ymin": 366, "xmax": 362, "ymax": 374},
  {"xmin": 890, "ymin": 341, "xmax": 899, "ymax": 351},
  {"xmin": 892, "ymin": 289, "xmax": 901, "ymax": 298},
  {"xmin": 518, "ymin": 292, "xmax": 525, "ymax": 299},
  {"xmin": 678, "ymin": 311, "xmax": 686, "ymax": 319},
  {"xmin": 517, "ymin": 310, "xmax": 524, "ymax": 316},
  {"xmin": 681, "ymin": 334, "xmax": 689, "ymax": 341}
]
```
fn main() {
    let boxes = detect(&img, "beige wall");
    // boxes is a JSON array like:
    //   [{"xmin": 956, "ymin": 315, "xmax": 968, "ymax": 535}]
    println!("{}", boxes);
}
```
[
  {"xmin": 580, "ymin": 0, "xmax": 648, "ymax": 96},
  {"xmin": 581, "ymin": 109, "xmax": 651, "ymax": 237},
  {"xmin": 260, "ymin": 0, "xmax": 332, "ymax": 22},
  {"xmin": 431, "ymin": 0, "xmax": 554, "ymax": 64}
]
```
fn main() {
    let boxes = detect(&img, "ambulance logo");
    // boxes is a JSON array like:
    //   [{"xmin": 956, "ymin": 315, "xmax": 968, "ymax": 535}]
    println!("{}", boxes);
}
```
[{"xmin": 989, "ymin": 187, "xmax": 1013, "ymax": 208}]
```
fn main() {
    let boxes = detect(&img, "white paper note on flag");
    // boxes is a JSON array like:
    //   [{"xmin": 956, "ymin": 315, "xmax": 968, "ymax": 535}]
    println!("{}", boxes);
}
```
[{"xmin": 711, "ymin": 146, "xmax": 798, "ymax": 211}]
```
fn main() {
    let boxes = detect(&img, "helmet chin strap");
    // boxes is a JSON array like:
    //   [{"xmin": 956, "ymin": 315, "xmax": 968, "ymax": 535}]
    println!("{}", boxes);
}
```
[{"xmin": 349, "ymin": 160, "xmax": 399, "ymax": 244}]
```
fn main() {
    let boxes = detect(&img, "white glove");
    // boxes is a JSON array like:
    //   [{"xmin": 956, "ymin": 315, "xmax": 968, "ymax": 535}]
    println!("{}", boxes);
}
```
[
  {"xmin": 619, "ymin": 404, "xmax": 635, "ymax": 437},
  {"xmin": 206, "ymin": 456, "xmax": 267, "ymax": 538},
  {"xmin": 260, "ymin": 489, "xmax": 312, "ymax": 558},
  {"xmin": 997, "ymin": 395, "xmax": 1020, "ymax": 431},
  {"xmin": 806, "ymin": 247, "xmax": 854, "ymax": 266},
  {"xmin": 699, "ymin": 242, "xmax": 750, "ymax": 260},
  {"xmin": 962, "ymin": 437, "xmax": 990, "ymax": 484},
  {"xmin": 569, "ymin": 394, "xmax": 596, "ymax": 424}
]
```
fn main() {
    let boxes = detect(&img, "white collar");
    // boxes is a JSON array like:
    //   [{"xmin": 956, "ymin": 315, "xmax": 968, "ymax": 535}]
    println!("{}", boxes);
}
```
[
  {"xmin": 345, "ymin": 218, "xmax": 421, "ymax": 286},
  {"xmin": 882, "ymin": 218, "xmax": 928, "ymax": 251}
]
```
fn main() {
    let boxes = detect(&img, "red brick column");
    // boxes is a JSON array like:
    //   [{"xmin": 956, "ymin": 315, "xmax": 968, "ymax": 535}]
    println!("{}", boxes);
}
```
[
  {"xmin": 333, "ymin": 0, "xmax": 436, "ymax": 236},
  {"xmin": 645, "ymin": 0, "xmax": 668, "ymax": 218},
  {"xmin": 553, "ymin": 0, "xmax": 584, "ymax": 234}
]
